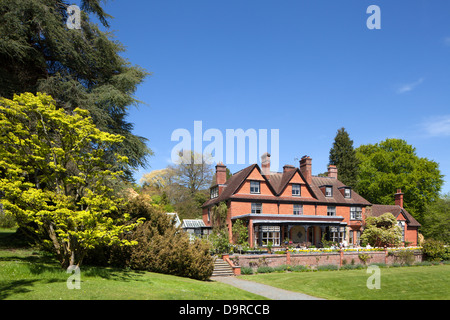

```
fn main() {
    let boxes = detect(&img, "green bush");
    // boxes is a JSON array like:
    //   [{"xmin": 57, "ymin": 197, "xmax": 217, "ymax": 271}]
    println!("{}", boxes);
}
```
[
  {"xmin": 290, "ymin": 265, "xmax": 309, "ymax": 272},
  {"xmin": 88, "ymin": 195, "xmax": 215, "ymax": 281},
  {"xmin": 0, "ymin": 209, "xmax": 16, "ymax": 228},
  {"xmin": 317, "ymin": 264, "xmax": 339, "ymax": 271},
  {"xmin": 393, "ymin": 250, "xmax": 415, "ymax": 266},
  {"xmin": 422, "ymin": 239, "xmax": 446, "ymax": 262},
  {"xmin": 240, "ymin": 267, "xmax": 254, "ymax": 275},
  {"xmin": 273, "ymin": 265, "xmax": 290, "ymax": 272},
  {"xmin": 257, "ymin": 266, "xmax": 274, "ymax": 273},
  {"xmin": 340, "ymin": 264, "xmax": 364, "ymax": 270}
]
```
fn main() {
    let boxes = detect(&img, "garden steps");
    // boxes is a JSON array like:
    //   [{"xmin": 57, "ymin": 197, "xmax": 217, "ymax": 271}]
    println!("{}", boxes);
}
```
[{"xmin": 212, "ymin": 258, "xmax": 234, "ymax": 277}]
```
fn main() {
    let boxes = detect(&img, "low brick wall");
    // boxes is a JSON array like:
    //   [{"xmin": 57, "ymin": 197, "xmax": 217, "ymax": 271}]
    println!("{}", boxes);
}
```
[{"xmin": 230, "ymin": 249, "xmax": 423, "ymax": 270}]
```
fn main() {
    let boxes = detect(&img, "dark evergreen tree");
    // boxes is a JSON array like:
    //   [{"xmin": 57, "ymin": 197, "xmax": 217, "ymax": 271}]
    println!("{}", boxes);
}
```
[
  {"xmin": 329, "ymin": 127, "xmax": 359, "ymax": 188},
  {"xmin": 0, "ymin": 0, "xmax": 152, "ymax": 180}
]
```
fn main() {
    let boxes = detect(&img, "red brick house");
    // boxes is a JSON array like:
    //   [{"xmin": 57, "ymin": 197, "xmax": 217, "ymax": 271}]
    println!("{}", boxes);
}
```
[
  {"xmin": 371, "ymin": 190, "xmax": 421, "ymax": 246},
  {"xmin": 202, "ymin": 153, "xmax": 421, "ymax": 247}
]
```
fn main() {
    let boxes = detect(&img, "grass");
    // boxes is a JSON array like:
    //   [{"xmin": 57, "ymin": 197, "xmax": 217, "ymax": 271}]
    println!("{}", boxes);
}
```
[
  {"xmin": 239, "ymin": 264, "xmax": 450, "ymax": 300},
  {"xmin": 0, "ymin": 228, "xmax": 265, "ymax": 300}
]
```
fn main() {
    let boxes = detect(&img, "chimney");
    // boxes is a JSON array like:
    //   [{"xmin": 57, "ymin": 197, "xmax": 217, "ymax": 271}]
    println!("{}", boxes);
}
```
[
  {"xmin": 395, "ymin": 189, "xmax": 404, "ymax": 208},
  {"xmin": 261, "ymin": 152, "xmax": 271, "ymax": 176},
  {"xmin": 283, "ymin": 165, "xmax": 295, "ymax": 173},
  {"xmin": 299, "ymin": 155, "xmax": 312, "ymax": 184},
  {"xmin": 328, "ymin": 165, "xmax": 338, "ymax": 179},
  {"xmin": 215, "ymin": 162, "xmax": 227, "ymax": 185}
]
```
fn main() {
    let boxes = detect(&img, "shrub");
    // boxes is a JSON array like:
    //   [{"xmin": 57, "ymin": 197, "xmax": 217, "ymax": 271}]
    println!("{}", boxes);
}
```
[
  {"xmin": 317, "ymin": 264, "xmax": 339, "ymax": 271},
  {"xmin": 128, "ymin": 221, "xmax": 214, "ymax": 280},
  {"xmin": 422, "ymin": 239, "xmax": 446, "ymax": 262},
  {"xmin": 0, "ymin": 209, "xmax": 16, "ymax": 228},
  {"xmin": 290, "ymin": 265, "xmax": 309, "ymax": 272},
  {"xmin": 393, "ymin": 250, "xmax": 415, "ymax": 266},
  {"xmin": 340, "ymin": 264, "xmax": 364, "ymax": 270},
  {"xmin": 273, "ymin": 265, "xmax": 289, "ymax": 272},
  {"xmin": 104, "ymin": 195, "xmax": 214, "ymax": 280},
  {"xmin": 240, "ymin": 267, "xmax": 254, "ymax": 275},
  {"xmin": 257, "ymin": 266, "xmax": 274, "ymax": 273}
]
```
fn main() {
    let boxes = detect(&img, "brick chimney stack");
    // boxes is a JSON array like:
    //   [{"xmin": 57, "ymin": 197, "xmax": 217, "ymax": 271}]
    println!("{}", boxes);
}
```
[
  {"xmin": 261, "ymin": 152, "xmax": 271, "ymax": 176},
  {"xmin": 299, "ymin": 155, "xmax": 312, "ymax": 184},
  {"xmin": 395, "ymin": 189, "xmax": 404, "ymax": 208},
  {"xmin": 328, "ymin": 165, "xmax": 338, "ymax": 179},
  {"xmin": 215, "ymin": 162, "xmax": 227, "ymax": 185},
  {"xmin": 283, "ymin": 165, "xmax": 295, "ymax": 173}
]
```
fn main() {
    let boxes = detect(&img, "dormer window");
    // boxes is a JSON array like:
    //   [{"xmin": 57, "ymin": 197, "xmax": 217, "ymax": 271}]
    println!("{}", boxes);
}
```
[
  {"xmin": 250, "ymin": 181, "xmax": 260, "ymax": 194},
  {"xmin": 339, "ymin": 186, "xmax": 352, "ymax": 199},
  {"xmin": 344, "ymin": 188, "xmax": 351, "ymax": 199},
  {"xmin": 292, "ymin": 184, "xmax": 301, "ymax": 196},
  {"xmin": 325, "ymin": 186, "xmax": 333, "ymax": 197},
  {"xmin": 210, "ymin": 186, "xmax": 218, "ymax": 199}
]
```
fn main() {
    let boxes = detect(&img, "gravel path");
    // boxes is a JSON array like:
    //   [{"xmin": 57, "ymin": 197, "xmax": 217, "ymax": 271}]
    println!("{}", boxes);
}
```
[{"xmin": 211, "ymin": 276, "xmax": 325, "ymax": 300}]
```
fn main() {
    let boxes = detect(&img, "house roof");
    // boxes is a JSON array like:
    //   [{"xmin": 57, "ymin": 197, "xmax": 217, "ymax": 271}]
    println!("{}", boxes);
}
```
[
  {"xmin": 371, "ymin": 204, "xmax": 421, "ymax": 227},
  {"xmin": 181, "ymin": 219, "xmax": 208, "ymax": 229},
  {"xmin": 202, "ymin": 163, "xmax": 371, "ymax": 207},
  {"xmin": 309, "ymin": 176, "xmax": 371, "ymax": 206}
]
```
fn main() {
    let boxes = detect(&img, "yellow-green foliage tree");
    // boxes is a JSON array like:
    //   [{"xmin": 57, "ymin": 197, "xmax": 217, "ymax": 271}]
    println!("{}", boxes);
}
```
[{"xmin": 0, "ymin": 93, "xmax": 142, "ymax": 268}]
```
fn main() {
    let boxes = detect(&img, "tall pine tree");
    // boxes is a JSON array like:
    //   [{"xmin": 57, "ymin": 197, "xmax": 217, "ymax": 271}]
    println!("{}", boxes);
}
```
[
  {"xmin": 329, "ymin": 127, "xmax": 359, "ymax": 188},
  {"xmin": 0, "ymin": 0, "xmax": 152, "ymax": 180}
]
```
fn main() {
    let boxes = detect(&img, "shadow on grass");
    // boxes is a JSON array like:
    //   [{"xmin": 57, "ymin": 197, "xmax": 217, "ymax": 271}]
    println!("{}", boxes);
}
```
[
  {"xmin": 0, "ymin": 277, "xmax": 66, "ymax": 300},
  {"xmin": 0, "ymin": 280, "xmax": 36, "ymax": 299}
]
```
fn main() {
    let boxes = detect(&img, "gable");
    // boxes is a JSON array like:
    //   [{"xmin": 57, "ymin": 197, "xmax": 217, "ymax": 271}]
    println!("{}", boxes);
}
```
[
  {"xmin": 290, "ymin": 171, "xmax": 305, "ymax": 184},
  {"xmin": 235, "ymin": 167, "xmax": 274, "ymax": 195},
  {"xmin": 246, "ymin": 167, "xmax": 266, "ymax": 181}
]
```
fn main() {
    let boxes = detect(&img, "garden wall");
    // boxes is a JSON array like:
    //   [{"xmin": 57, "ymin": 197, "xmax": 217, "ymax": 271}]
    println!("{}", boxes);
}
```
[{"xmin": 230, "ymin": 249, "xmax": 423, "ymax": 270}]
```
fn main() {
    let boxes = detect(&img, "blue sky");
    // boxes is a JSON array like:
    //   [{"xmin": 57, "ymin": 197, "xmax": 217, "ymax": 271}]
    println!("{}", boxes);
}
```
[{"xmin": 90, "ymin": 0, "xmax": 450, "ymax": 194}]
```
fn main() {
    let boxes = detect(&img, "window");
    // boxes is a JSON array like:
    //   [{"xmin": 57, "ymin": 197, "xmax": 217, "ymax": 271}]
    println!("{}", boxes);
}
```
[
  {"xmin": 325, "ymin": 186, "xmax": 333, "ymax": 197},
  {"xmin": 292, "ymin": 184, "xmax": 301, "ymax": 196},
  {"xmin": 356, "ymin": 230, "xmax": 361, "ymax": 245},
  {"xmin": 350, "ymin": 207, "xmax": 362, "ymax": 220},
  {"xmin": 255, "ymin": 225, "xmax": 281, "ymax": 247},
  {"xmin": 329, "ymin": 226, "xmax": 345, "ymax": 243},
  {"xmin": 207, "ymin": 208, "xmax": 211, "ymax": 222},
  {"xmin": 210, "ymin": 187, "xmax": 218, "ymax": 199},
  {"xmin": 251, "ymin": 203, "xmax": 262, "ymax": 214},
  {"xmin": 250, "ymin": 181, "xmax": 260, "ymax": 194},
  {"xmin": 398, "ymin": 221, "xmax": 405, "ymax": 241},
  {"xmin": 344, "ymin": 188, "xmax": 351, "ymax": 198},
  {"xmin": 327, "ymin": 206, "xmax": 336, "ymax": 216},
  {"xmin": 349, "ymin": 230, "xmax": 354, "ymax": 245},
  {"xmin": 293, "ymin": 204, "xmax": 303, "ymax": 215}
]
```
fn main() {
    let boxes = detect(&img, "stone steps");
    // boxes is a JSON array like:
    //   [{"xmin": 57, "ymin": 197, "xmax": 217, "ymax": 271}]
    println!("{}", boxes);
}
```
[{"xmin": 211, "ymin": 258, "xmax": 234, "ymax": 277}]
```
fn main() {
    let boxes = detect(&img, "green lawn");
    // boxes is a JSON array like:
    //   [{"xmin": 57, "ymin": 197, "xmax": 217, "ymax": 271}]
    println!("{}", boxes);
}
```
[
  {"xmin": 239, "ymin": 265, "xmax": 450, "ymax": 300},
  {"xmin": 0, "ymin": 228, "xmax": 265, "ymax": 300},
  {"xmin": 0, "ymin": 248, "xmax": 267, "ymax": 300}
]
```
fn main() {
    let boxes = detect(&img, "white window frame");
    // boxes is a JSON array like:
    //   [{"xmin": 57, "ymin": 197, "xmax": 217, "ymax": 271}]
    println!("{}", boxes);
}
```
[
  {"xmin": 350, "ymin": 206, "xmax": 362, "ymax": 220},
  {"xmin": 344, "ymin": 188, "xmax": 351, "ymax": 198},
  {"xmin": 325, "ymin": 186, "xmax": 333, "ymax": 197},
  {"xmin": 260, "ymin": 226, "xmax": 281, "ymax": 247},
  {"xmin": 250, "ymin": 181, "xmax": 260, "ymax": 194},
  {"xmin": 251, "ymin": 202, "xmax": 262, "ymax": 214},
  {"xmin": 327, "ymin": 206, "xmax": 336, "ymax": 216},
  {"xmin": 293, "ymin": 204, "xmax": 303, "ymax": 215},
  {"xmin": 292, "ymin": 184, "xmax": 301, "ymax": 196},
  {"xmin": 210, "ymin": 187, "xmax": 218, "ymax": 199},
  {"xmin": 398, "ymin": 221, "xmax": 405, "ymax": 241}
]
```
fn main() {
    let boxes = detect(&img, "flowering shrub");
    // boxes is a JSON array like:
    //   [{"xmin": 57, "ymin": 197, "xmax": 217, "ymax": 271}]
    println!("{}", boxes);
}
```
[{"xmin": 287, "ymin": 246, "xmax": 422, "ymax": 254}]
